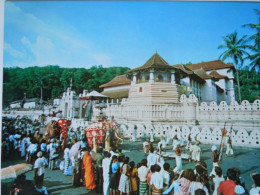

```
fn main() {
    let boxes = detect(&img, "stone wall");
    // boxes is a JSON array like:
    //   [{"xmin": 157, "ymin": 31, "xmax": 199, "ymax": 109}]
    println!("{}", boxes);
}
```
[{"xmin": 118, "ymin": 123, "xmax": 260, "ymax": 148}]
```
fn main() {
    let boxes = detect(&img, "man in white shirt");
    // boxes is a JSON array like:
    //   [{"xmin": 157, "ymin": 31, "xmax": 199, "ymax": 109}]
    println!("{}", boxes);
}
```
[
  {"xmin": 102, "ymin": 151, "xmax": 111, "ymax": 195},
  {"xmin": 34, "ymin": 151, "xmax": 48, "ymax": 189},
  {"xmin": 150, "ymin": 165, "xmax": 164, "ymax": 194},
  {"xmin": 147, "ymin": 148, "xmax": 158, "ymax": 168},
  {"xmin": 161, "ymin": 163, "xmax": 170, "ymax": 192},
  {"xmin": 138, "ymin": 159, "xmax": 149, "ymax": 195}
]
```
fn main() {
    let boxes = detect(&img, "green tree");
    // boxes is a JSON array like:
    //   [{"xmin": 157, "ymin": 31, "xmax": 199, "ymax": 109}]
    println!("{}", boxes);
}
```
[
  {"xmin": 243, "ymin": 9, "xmax": 260, "ymax": 71},
  {"xmin": 218, "ymin": 32, "xmax": 250, "ymax": 103}
]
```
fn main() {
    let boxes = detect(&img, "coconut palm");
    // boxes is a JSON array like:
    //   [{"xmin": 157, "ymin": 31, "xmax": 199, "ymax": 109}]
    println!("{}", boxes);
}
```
[
  {"xmin": 218, "ymin": 32, "xmax": 250, "ymax": 103},
  {"xmin": 243, "ymin": 9, "xmax": 260, "ymax": 71}
]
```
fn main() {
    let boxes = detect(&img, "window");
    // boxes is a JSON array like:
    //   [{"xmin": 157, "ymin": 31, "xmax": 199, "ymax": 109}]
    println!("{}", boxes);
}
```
[{"xmin": 139, "ymin": 87, "xmax": 143, "ymax": 92}]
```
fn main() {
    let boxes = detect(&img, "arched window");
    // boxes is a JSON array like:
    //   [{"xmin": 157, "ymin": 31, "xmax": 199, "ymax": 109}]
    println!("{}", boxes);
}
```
[{"xmin": 139, "ymin": 87, "xmax": 143, "ymax": 92}]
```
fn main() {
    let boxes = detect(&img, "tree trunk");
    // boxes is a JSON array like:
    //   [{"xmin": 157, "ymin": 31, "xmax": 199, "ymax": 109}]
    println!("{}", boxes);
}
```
[{"xmin": 235, "ymin": 67, "xmax": 242, "ymax": 103}]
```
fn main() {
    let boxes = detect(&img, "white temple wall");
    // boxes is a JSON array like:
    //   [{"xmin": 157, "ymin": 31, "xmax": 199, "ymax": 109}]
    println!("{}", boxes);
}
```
[{"xmin": 117, "ymin": 123, "xmax": 260, "ymax": 148}]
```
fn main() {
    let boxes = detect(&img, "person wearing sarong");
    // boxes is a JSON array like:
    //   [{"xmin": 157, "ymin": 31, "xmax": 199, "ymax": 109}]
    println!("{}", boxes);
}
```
[
  {"xmin": 150, "ymin": 165, "xmax": 163, "ymax": 195},
  {"xmin": 209, "ymin": 145, "xmax": 220, "ymax": 177},
  {"xmin": 143, "ymin": 141, "xmax": 149, "ymax": 154},
  {"xmin": 165, "ymin": 127, "xmax": 170, "ymax": 145},
  {"xmin": 132, "ymin": 126, "xmax": 137, "ymax": 142},
  {"xmin": 105, "ymin": 131, "xmax": 111, "ymax": 152},
  {"xmin": 109, "ymin": 155, "xmax": 120, "ymax": 195},
  {"xmin": 185, "ymin": 134, "xmax": 192, "ymax": 151},
  {"xmin": 34, "ymin": 151, "xmax": 48, "ymax": 189},
  {"xmin": 92, "ymin": 135, "xmax": 98, "ymax": 153},
  {"xmin": 130, "ymin": 161, "xmax": 138, "ymax": 195},
  {"xmin": 190, "ymin": 142, "xmax": 201, "ymax": 162},
  {"xmin": 102, "ymin": 151, "xmax": 111, "ymax": 195},
  {"xmin": 118, "ymin": 157, "xmax": 131, "ymax": 195},
  {"xmin": 138, "ymin": 159, "xmax": 149, "ymax": 195},
  {"xmin": 172, "ymin": 135, "xmax": 179, "ymax": 151},
  {"xmin": 173, "ymin": 144, "xmax": 182, "ymax": 174},
  {"xmin": 83, "ymin": 149, "xmax": 96, "ymax": 190},
  {"xmin": 147, "ymin": 148, "xmax": 158, "ymax": 169},
  {"xmin": 20, "ymin": 135, "xmax": 27, "ymax": 158},
  {"xmin": 93, "ymin": 147, "xmax": 104, "ymax": 194},
  {"xmin": 225, "ymin": 137, "xmax": 234, "ymax": 156},
  {"xmin": 150, "ymin": 129, "xmax": 154, "ymax": 143},
  {"xmin": 27, "ymin": 139, "xmax": 38, "ymax": 165}
]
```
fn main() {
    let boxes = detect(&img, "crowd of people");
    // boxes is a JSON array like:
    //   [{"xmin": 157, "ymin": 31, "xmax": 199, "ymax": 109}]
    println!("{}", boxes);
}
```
[{"xmin": 2, "ymin": 116, "xmax": 260, "ymax": 195}]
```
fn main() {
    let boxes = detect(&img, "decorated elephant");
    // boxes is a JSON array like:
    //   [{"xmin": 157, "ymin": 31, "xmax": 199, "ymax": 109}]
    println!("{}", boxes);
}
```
[{"xmin": 44, "ymin": 120, "xmax": 61, "ymax": 142}]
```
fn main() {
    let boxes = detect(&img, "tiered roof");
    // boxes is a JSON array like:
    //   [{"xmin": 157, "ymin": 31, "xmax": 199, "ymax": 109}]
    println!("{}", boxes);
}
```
[{"xmin": 128, "ymin": 52, "xmax": 174, "ymax": 73}]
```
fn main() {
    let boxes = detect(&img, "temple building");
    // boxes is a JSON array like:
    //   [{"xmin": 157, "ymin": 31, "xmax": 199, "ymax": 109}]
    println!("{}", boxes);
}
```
[{"xmin": 100, "ymin": 52, "xmax": 235, "ymax": 104}]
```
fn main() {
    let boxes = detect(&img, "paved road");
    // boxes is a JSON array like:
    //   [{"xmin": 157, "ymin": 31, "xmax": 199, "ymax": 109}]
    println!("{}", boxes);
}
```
[{"xmin": 2, "ymin": 140, "xmax": 260, "ymax": 194}]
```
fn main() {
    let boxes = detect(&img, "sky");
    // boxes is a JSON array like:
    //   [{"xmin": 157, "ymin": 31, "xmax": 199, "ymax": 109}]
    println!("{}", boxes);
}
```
[{"xmin": 3, "ymin": 1, "xmax": 260, "ymax": 69}]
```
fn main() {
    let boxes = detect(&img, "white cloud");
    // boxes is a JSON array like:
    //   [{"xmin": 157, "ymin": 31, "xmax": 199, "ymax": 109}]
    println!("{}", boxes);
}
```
[
  {"xmin": 4, "ymin": 2, "xmax": 113, "ymax": 68},
  {"xmin": 4, "ymin": 42, "xmax": 24, "ymax": 58},
  {"xmin": 93, "ymin": 54, "xmax": 112, "ymax": 67}
]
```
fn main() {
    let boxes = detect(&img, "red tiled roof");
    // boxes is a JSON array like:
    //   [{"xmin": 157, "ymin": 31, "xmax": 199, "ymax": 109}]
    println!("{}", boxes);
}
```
[
  {"xmin": 193, "ymin": 68, "xmax": 213, "ymax": 79},
  {"xmin": 186, "ymin": 60, "xmax": 234, "ymax": 71},
  {"xmin": 209, "ymin": 70, "xmax": 227, "ymax": 79},
  {"xmin": 99, "ymin": 75, "xmax": 131, "ymax": 88}
]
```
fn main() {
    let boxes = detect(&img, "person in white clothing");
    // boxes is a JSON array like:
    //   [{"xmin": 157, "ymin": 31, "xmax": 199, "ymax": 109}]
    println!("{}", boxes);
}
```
[
  {"xmin": 172, "ymin": 135, "xmax": 179, "ymax": 151},
  {"xmin": 102, "ymin": 151, "xmax": 111, "ymax": 195},
  {"xmin": 162, "ymin": 163, "xmax": 170, "ymax": 192},
  {"xmin": 225, "ymin": 137, "xmax": 234, "ymax": 156},
  {"xmin": 178, "ymin": 130, "xmax": 184, "ymax": 146},
  {"xmin": 132, "ymin": 126, "xmax": 137, "ymax": 142},
  {"xmin": 147, "ymin": 148, "xmax": 158, "ymax": 168},
  {"xmin": 165, "ymin": 127, "xmax": 170, "ymax": 145},
  {"xmin": 138, "ymin": 159, "xmax": 149, "ymax": 195},
  {"xmin": 173, "ymin": 144, "xmax": 182, "ymax": 174},
  {"xmin": 186, "ymin": 134, "xmax": 192, "ymax": 151},
  {"xmin": 212, "ymin": 167, "xmax": 224, "ymax": 195},
  {"xmin": 150, "ymin": 165, "xmax": 164, "ymax": 194},
  {"xmin": 150, "ymin": 129, "xmax": 154, "ymax": 143},
  {"xmin": 190, "ymin": 142, "xmax": 201, "ymax": 162},
  {"xmin": 143, "ymin": 140, "xmax": 149, "ymax": 154},
  {"xmin": 34, "ymin": 151, "xmax": 48, "ymax": 189}
]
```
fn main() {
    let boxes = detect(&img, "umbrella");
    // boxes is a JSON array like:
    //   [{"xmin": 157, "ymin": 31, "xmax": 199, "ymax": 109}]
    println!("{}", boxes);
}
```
[
  {"xmin": 69, "ymin": 141, "xmax": 81, "ymax": 159},
  {"xmin": 86, "ymin": 90, "xmax": 108, "ymax": 98},
  {"xmin": 1, "ymin": 163, "xmax": 33, "ymax": 180}
]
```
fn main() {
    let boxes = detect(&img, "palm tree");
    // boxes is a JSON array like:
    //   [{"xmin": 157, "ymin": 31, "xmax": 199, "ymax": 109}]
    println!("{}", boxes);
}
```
[
  {"xmin": 243, "ymin": 9, "xmax": 260, "ymax": 71},
  {"xmin": 218, "ymin": 32, "xmax": 250, "ymax": 103}
]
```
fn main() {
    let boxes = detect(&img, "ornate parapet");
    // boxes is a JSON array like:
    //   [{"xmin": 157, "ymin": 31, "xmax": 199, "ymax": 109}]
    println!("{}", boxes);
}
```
[
  {"xmin": 197, "ymin": 99, "xmax": 260, "ymax": 124},
  {"xmin": 116, "ymin": 123, "xmax": 260, "ymax": 148}
]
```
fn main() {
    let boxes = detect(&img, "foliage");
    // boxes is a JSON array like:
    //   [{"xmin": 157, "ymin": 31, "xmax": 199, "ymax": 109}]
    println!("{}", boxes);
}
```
[
  {"xmin": 242, "ymin": 9, "xmax": 260, "ymax": 71},
  {"xmin": 3, "ymin": 65, "xmax": 130, "ymax": 107},
  {"xmin": 235, "ymin": 69, "xmax": 260, "ymax": 102},
  {"xmin": 218, "ymin": 32, "xmax": 250, "ymax": 103}
]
